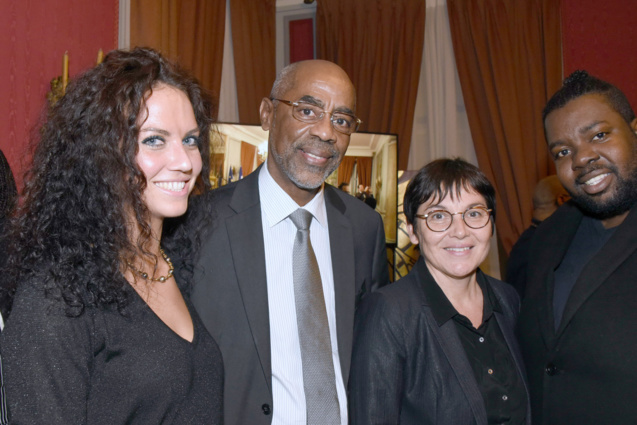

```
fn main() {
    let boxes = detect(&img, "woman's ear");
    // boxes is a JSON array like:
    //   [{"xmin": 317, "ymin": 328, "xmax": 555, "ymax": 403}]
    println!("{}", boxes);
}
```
[{"xmin": 406, "ymin": 222, "xmax": 420, "ymax": 246}]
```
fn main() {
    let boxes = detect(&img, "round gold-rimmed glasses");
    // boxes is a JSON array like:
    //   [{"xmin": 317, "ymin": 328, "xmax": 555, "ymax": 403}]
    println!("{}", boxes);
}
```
[
  {"xmin": 415, "ymin": 206, "xmax": 492, "ymax": 232},
  {"xmin": 272, "ymin": 98, "xmax": 362, "ymax": 135}
]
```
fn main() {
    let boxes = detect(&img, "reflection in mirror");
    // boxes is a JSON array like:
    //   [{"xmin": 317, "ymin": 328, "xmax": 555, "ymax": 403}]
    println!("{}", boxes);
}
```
[{"xmin": 210, "ymin": 123, "xmax": 398, "ymax": 278}]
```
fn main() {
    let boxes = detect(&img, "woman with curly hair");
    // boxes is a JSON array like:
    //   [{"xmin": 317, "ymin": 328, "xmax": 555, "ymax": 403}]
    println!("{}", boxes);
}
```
[{"xmin": 0, "ymin": 48, "xmax": 223, "ymax": 424}]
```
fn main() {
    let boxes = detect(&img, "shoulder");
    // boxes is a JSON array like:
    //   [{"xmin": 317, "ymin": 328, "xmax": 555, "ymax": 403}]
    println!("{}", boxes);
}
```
[
  {"xmin": 535, "ymin": 201, "xmax": 581, "ymax": 236},
  {"xmin": 325, "ymin": 184, "xmax": 383, "ymax": 226},
  {"xmin": 2, "ymin": 280, "xmax": 97, "ymax": 348},
  {"xmin": 193, "ymin": 180, "xmax": 239, "ymax": 211},
  {"xmin": 360, "ymin": 268, "xmax": 424, "ymax": 315},
  {"xmin": 484, "ymin": 273, "xmax": 520, "ymax": 311}
]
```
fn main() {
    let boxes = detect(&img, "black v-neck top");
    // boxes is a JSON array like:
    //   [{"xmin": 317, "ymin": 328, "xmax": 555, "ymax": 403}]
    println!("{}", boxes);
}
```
[{"xmin": 0, "ymin": 281, "xmax": 223, "ymax": 424}]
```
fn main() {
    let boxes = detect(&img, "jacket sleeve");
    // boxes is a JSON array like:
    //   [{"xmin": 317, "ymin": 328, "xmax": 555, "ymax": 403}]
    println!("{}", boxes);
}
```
[
  {"xmin": 370, "ymin": 213, "xmax": 390, "ymax": 292},
  {"xmin": 349, "ymin": 290, "xmax": 404, "ymax": 424},
  {"xmin": 0, "ymin": 284, "xmax": 93, "ymax": 424}
]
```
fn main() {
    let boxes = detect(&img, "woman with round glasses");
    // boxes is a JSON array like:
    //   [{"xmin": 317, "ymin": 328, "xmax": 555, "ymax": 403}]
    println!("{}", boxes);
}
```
[{"xmin": 349, "ymin": 158, "xmax": 530, "ymax": 424}]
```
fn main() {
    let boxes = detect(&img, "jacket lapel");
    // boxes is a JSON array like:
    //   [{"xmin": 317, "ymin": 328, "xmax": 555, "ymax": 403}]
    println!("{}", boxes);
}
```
[
  {"xmin": 557, "ymin": 205, "xmax": 637, "ymax": 337},
  {"xmin": 528, "ymin": 202, "xmax": 583, "ymax": 347},
  {"xmin": 324, "ymin": 185, "xmax": 356, "ymax": 384},
  {"xmin": 226, "ymin": 168, "xmax": 272, "ymax": 389}
]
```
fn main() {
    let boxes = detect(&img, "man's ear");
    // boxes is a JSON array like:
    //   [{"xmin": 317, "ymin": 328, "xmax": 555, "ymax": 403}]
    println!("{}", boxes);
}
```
[
  {"xmin": 629, "ymin": 117, "xmax": 637, "ymax": 135},
  {"xmin": 260, "ymin": 98, "xmax": 274, "ymax": 131}
]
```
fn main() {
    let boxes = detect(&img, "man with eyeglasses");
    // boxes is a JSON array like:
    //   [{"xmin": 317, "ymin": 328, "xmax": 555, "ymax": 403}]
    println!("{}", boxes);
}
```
[{"xmin": 190, "ymin": 60, "xmax": 389, "ymax": 425}]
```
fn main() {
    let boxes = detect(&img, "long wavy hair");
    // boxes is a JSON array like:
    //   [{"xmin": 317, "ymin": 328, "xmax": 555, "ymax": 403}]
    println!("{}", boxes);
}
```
[{"xmin": 1, "ymin": 47, "xmax": 214, "ymax": 317}]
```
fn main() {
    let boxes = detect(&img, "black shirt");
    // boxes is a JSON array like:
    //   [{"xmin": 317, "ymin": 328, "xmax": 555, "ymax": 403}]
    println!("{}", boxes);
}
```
[
  {"xmin": 424, "ymin": 273, "xmax": 527, "ymax": 425},
  {"xmin": 553, "ymin": 215, "xmax": 616, "ymax": 329}
]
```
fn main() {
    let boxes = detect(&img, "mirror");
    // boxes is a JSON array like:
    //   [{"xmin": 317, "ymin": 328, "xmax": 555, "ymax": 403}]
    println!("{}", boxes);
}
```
[{"xmin": 210, "ymin": 123, "xmax": 398, "ymax": 277}]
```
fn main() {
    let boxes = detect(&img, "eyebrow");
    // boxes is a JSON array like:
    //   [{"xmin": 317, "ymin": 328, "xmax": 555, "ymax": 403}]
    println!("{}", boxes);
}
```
[
  {"xmin": 140, "ymin": 127, "xmax": 200, "ymax": 136},
  {"xmin": 547, "ymin": 120, "xmax": 608, "ymax": 150},
  {"xmin": 425, "ymin": 202, "xmax": 486, "ymax": 211},
  {"xmin": 578, "ymin": 120, "xmax": 606, "ymax": 135},
  {"xmin": 297, "ymin": 95, "xmax": 356, "ymax": 116}
]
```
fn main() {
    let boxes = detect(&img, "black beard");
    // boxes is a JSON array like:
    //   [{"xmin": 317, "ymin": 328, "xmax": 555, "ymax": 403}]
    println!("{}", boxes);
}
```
[{"xmin": 568, "ymin": 166, "xmax": 637, "ymax": 220}]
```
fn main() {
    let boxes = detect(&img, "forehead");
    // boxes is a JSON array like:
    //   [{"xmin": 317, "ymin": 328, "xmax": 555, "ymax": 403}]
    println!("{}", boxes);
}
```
[
  {"xmin": 282, "ymin": 65, "xmax": 355, "ymax": 110},
  {"xmin": 545, "ymin": 94, "xmax": 624, "ymax": 139},
  {"xmin": 420, "ymin": 187, "xmax": 487, "ymax": 209}
]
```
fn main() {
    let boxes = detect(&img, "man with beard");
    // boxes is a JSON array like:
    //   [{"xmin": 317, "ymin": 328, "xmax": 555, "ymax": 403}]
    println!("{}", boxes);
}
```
[
  {"xmin": 518, "ymin": 70, "xmax": 637, "ymax": 424},
  {"xmin": 189, "ymin": 60, "xmax": 389, "ymax": 425}
]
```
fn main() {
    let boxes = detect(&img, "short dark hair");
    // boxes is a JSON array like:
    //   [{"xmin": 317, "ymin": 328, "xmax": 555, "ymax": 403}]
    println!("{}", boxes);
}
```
[
  {"xmin": 338, "ymin": 182, "xmax": 349, "ymax": 190},
  {"xmin": 543, "ymin": 70, "xmax": 635, "ymax": 125},
  {"xmin": 403, "ymin": 158, "xmax": 496, "ymax": 225}
]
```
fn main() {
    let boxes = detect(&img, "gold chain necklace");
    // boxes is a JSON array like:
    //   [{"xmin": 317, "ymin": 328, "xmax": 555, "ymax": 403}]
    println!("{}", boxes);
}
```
[{"xmin": 127, "ymin": 249, "xmax": 174, "ymax": 283}]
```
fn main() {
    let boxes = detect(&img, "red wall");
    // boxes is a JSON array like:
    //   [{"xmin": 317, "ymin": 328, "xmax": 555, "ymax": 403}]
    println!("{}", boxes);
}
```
[
  {"xmin": 561, "ymin": 0, "xmax": 637, "ymax": 108},
  {"xmin": 0, "ymin": 1, "xmax": 634, "ymax": 188},
  {"xmin": 0, "ymin": 0, "xmax": 118, "ymax": 188}
]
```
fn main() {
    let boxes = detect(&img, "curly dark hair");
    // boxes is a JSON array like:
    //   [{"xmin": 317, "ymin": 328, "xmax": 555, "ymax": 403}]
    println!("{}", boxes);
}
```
[
  {"xmin": 543, "ymin": 70, "xmax": 636, "ymax": 125},
  {"xmin": 403, "ymin": 157, "xmax": 496, "ymax": 226},
  {"xmin": 0, "ymin": 150, "xmax": 17, "ymax": 220},
  {"xmin": 1, "ymin": 47, "xmax": 214, "ymax": 318}
]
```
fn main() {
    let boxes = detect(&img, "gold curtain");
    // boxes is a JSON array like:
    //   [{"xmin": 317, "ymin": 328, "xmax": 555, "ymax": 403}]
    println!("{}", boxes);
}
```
[
  {"xmin": 240, "ymin": 141, "xmax": 257, "ymax": 177},
  {"xmin": 356, "ymin": 157, "xmax": 373, "ymax": 188},
  {"xmin": 130, "ymin": 0, "xmax": 226, "ymax": 108},
  {"xmin": 230, "ymin": 0, "xmax": 276, "ymax": 124},
  {"xmin": 447, "ymin": 0, "xmax": 562, "ymax": 253},
  {"xmin": 316, "ymin": 0, "xmax": 426, "ymax": 170},
  {"xmin": 337, "ymin": 156, "xmax": 356, "ymax": 186}
]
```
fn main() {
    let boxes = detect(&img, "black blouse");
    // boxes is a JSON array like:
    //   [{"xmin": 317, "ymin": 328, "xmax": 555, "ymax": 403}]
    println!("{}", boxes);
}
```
[
  {"xmin": 0, "ymin": 281, "xmax": 223, "ymax": 424},
  {"xmin": 426, "ymin": 273, "xmax": 527, "ymax": 424}
]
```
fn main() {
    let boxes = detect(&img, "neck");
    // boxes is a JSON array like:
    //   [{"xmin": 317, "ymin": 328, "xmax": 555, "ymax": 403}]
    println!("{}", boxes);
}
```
[
  {"xmin": 266, "ymin": 160, "xmax": 322, "ymax": 206},
  {"xmin": 601, "ymin": 210, "xmax": 630, "ymax": 229},
  {"xmin": 126, "ymin": 215, "xmax": 163, "ymax": 258},
  {"xmin": 425, "ymin": 261, "xmax": 481, "ymax": 303}
]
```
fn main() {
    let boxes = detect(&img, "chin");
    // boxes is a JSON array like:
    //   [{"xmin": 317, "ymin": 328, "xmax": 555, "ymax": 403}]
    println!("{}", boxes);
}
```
[{"xmin": 153, "ymin": 206, "xmax": 189, "ymax": 220}]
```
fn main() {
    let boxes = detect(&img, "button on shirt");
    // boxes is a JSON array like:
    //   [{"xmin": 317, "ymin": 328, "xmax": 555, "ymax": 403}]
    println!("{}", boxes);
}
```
[
  {"xmin": 259, "ymin": 164, "xmax": 347, "ymax": 425},
  {"xmin": 425, "ymin": 273, "xmax": 527, "ymax": 425}
]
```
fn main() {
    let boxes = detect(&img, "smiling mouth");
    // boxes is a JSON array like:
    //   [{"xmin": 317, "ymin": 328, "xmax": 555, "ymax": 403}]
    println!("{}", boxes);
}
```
[
  {"xmin": 154, "ymin": 181, "xmax": 187, "ymax": 192},
  {"xmin": 583, "ymin": 173, "xmax": 610, "ymax": 186},
  {"xmin": 445, "ymin": 247, "xmax": 472, "ymax": 252}
]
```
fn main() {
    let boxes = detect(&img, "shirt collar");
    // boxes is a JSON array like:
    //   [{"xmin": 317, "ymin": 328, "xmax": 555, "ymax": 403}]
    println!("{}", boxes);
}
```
[
  {"xmin": 259, "ymin": 160, "xmax": 327, "ymax": 228},
  {"xmin": 420, "ymin": 261, "xmax": 502, "ymax": 327}
]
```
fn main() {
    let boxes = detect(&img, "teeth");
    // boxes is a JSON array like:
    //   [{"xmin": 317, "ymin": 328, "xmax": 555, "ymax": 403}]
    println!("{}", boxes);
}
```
[
  {"xmin": 446, "ymin": 247, "xmax": 471, "ymax": 252},
  {"xmin": 585, "ymin": 173, "xmax": 609, "ymax": 186},
  {"xmin": 307, "ymin": 152, "xmax": 323, "ymax": 160},
  {"xmin": 155, "ymin": 182, "xmax": 186, "ymax": 192}
]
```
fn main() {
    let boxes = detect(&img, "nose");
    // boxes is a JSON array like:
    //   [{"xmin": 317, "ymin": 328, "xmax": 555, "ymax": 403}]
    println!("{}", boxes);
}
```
[
  {"xmin": 309, "ymin": 112, "xmax": 337, "ymax": 142},
  {"xmin": 571, "ymin": 142, "xmax": 599, "ymax": 169},
  {"xmin": 168, "ymin": 141, "xmax": 194, "ymax": 172},
  {"xmin": 448, "ymin": 213, "xmax": 469, "ymax": 237}
]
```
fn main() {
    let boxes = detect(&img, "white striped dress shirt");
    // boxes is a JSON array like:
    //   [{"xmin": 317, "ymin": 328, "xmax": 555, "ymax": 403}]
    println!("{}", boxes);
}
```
[{"xmin": 259, "ymin": 164, "xmax": 347, "ymax": 425}]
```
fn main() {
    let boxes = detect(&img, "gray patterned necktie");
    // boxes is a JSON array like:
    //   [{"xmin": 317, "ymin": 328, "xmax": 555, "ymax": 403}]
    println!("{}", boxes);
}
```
[{"xmin": 288, "ymin": 208, "xmax": 341, "ymax": 425}]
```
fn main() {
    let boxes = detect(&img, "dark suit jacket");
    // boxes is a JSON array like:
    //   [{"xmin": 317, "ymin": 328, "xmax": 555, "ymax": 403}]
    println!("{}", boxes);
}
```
[
  {"xmin": 518, "ymin": 201, "xmax": 637, "ymax": 424},
  {"xmin": 190, "ymin": 166, "xmax": 389, "ymax": 425},
  {"xmin": 349, "ymin": 257, "xmax": 531, "ymax": 425}
]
